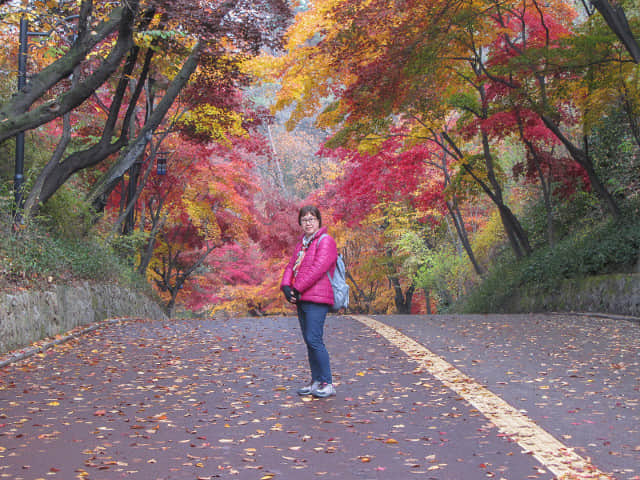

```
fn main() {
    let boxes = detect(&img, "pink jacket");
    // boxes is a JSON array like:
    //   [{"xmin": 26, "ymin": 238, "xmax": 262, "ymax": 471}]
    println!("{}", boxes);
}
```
[{"xmin": 281, "ymin": 227, "xmax": 337, "ymax": 305}]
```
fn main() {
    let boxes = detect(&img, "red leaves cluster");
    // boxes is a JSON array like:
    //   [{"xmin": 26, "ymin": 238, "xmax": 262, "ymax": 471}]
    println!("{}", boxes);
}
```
[{"xmin": 322, "ymin": 134, "xmax": 447, "ymax": 227}]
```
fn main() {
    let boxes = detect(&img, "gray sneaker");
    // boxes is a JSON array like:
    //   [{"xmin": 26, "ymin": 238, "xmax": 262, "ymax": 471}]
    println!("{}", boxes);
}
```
[
  {"xmin": 297, "ymin": 381, "xmax": 319, "ymax": 396},
  {"xmin": 312, "ymin": 382, "xmax": 336, "ymax": 398}
]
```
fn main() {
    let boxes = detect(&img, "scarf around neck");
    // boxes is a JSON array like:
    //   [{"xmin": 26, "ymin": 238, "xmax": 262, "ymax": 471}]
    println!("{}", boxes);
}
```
[{"xmin": 293, "ymin": 232, "xmax": 317, "ymax": 278}]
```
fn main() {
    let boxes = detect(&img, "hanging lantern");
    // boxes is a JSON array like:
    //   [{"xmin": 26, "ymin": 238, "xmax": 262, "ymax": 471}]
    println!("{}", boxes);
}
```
[{"xmin": 157, "ymin": 157, "xmax": 167, "ymax": 175}]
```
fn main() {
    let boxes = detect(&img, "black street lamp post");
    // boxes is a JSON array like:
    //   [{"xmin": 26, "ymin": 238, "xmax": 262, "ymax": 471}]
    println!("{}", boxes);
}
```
[
  {"xmin": 14, "ymin": 16, "xmax": 29, "ymax": 215},
  {"xmin": 13, "ymin": 12, "xmax": 78, "ymax": 220}
]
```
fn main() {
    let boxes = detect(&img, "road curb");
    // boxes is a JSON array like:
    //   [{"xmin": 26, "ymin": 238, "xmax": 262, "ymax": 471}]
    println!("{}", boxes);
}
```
[
  {"xmin": 552, "ymin": 311, "xmax": 640, "ymax": 323},
  {"xmin": 0, "ymin": 317, "xmax": 135, "ymax": 368}
]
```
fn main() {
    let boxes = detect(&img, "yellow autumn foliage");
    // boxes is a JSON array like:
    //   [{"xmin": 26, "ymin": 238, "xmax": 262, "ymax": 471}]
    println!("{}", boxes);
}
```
[{"xmin": 179, "ymin": 105, "xmax": 246, "ymax": 144}]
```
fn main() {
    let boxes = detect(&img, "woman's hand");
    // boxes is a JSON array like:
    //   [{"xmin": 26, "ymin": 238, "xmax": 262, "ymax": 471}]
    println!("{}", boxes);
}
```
[{"xmin": 282, "ymin": 286, "xmax": 299, "ymax": 304}]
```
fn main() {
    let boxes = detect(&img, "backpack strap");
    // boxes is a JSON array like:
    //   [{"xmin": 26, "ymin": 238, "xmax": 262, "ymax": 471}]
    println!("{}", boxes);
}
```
[{"xmin": 318, "ymin": 233, "xmax": 335, "ymax": 278}]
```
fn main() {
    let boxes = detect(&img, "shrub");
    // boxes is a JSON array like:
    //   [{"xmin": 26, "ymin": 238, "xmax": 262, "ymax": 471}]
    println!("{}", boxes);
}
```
[
  {"xmin": 455, "ymin": 215, "xmax": 640, "ymax": 313},
  {"xmin": 37, "ymin": 183, "xmax": 95, "ymax": 240}
]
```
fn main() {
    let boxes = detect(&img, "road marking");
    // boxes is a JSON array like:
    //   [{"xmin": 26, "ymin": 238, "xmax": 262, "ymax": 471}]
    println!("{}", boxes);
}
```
[{"xmin": 352, "ymin": 315, "xmax": 612, "ymax": 480}]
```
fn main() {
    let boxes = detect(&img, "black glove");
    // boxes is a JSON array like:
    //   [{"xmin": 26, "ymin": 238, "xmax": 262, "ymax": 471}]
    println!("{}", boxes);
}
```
[{"xmin": 282, "ymin": 285, "xmax": 296, "ymax": 303}]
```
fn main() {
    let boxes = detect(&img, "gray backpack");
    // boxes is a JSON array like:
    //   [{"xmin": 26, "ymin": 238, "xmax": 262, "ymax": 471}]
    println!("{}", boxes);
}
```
[{"xmin": 320, "ymin": 234, "xmax": 349, "ymax": 311}]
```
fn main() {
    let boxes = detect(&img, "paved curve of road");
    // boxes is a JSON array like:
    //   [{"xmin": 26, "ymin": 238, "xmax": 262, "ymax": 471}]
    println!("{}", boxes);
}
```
[{"xmin": 0, "ymin": 313, "xmax": 638, "ymax": 480}]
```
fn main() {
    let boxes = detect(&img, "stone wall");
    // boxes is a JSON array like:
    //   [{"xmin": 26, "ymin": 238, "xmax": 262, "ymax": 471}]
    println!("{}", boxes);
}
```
[
  {"xmin": 0, "ymin": 282, "xmax": 167, "ymax": 354},
  {"xmin": 506, "ymin": 273, "xmax": 640, "ymax": 317},
  {"xmin": 2, "ymin": 274, "xmax": 637, "ymax": 355}
]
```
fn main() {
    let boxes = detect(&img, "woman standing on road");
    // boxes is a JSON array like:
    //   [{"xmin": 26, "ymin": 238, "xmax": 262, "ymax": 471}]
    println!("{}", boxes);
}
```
[{"xmin": 281, "ymin": 205, "xmax": 338, "ymax": 398}]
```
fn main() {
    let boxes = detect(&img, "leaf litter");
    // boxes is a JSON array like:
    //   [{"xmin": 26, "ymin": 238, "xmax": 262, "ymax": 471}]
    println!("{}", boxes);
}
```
[{"xmin": 2, "ymin": 315, "xmax": 631, "ymax": 479}]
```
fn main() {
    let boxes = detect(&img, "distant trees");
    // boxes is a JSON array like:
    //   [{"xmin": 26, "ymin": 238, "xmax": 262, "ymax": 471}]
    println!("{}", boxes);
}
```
[{"xmin": 248, "ymin": 0, "xmax": 640, "ymax": 313}]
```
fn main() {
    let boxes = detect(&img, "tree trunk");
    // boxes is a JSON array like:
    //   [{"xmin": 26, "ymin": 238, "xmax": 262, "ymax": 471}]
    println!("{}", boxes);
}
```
[
  {"xmin": 21, "ymin": 112, "xmax": 72, "ymax": 216},
  {"xmin": 496, "ymin": 203, "xmax": 529, "ymax": 258},
  {"xmin": 446, "ymin": 200, "xmax": 484, "ymax": 274},
  {"xmin": 622, "ymin": 94, "xmax": 640, "ymax": 149},
  {"xmin": 435, "ymin": 146, "xmax": 484, "ymax": 275},
  {"xmin": 390, "ymin": 276, "xmax": 415, "ymax": 314},
  {"xmin": 479, "ymin": 128, "xmax": 533, "ymax": 258},
  {"xmin": 515, "ymin": 110, "xmax": 556, "ymax": 246},
  {"xmin": 166, "ymin": 291, "xmax": 178, "ymax": 318},
  {"xmin": 538, "ymin": 162, "xmax": 556, "ymax": 247},
  {"xmin": 0, "ymin": 1, "xmax": 140, "ymax": 143},
  {"xmin": 424, "ymin": 288, "xmax": 432, "ymax": 314},
  {"xmin": 22, "ymin": 33, "xmax": 156, "ymax": 215},
  {"xmin": 591, "ymin": 0, "xmax": 640, "ymax": 63},
  {"xmin": 541, "ymin": 114, "xmax": 621, "ymax": 218},
  {"xmin": 88, "ymin": 42, "xmax": 201, "ymax": 211},
  {"xmin": 346, "ymin": 270, "xmax": 369, "ymax": 313},
  {"xmin": 152, "ymin": 239, "xmax": 218, "ymax": 317},
  {"xmin": 137, "ymin": 210, "xmax": 166, "ymax": 276},
  {"xmin": 442, "ymin": 130, "xmax": 532, "ymax": 259}
]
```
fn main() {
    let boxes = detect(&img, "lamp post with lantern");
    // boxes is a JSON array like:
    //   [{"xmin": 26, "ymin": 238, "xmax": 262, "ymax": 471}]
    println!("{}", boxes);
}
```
[
  {"xmin": 157, "ymin": 156, "xmax": 167, "ymax": 176},
  {"xmin": 122, "ymin": 152, "xmax": 168, "ymax": 235},
  {"xmin": 12, "ymin": 10, "xmax": 78, "ymax": 220}
]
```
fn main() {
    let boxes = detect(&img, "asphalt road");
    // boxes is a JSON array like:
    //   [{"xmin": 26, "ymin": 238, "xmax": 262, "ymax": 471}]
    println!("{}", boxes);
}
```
[{"xmin": 0, "ymin": 313, "xmax": 638, "ymax": 480}]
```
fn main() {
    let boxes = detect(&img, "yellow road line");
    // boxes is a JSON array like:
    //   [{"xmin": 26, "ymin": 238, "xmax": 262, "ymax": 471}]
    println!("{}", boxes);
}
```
[{"xmin": 352, "ymin": 315, "xmax": 612, "ymax": 480}]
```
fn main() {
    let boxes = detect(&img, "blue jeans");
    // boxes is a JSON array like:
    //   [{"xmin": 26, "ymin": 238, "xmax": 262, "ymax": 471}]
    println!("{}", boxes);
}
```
[{"xmin": 297, "ymin": 301, "xmax": 332, "ymax": 384}]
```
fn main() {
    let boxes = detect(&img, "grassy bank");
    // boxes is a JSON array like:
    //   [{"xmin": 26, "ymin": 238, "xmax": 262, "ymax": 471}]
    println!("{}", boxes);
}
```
[
  {"xmin": 0, "ymin": 210, "xmax": 153, "ymax": 299},
  {"xmin": 455, "ymin": 215, "xmax": 640, "ymax": 314}
]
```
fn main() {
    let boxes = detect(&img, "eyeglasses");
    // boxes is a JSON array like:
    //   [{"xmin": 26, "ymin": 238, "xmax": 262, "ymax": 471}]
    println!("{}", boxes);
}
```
[{"xmin": 300, "ymin": 217, "xmax": 318, "ymax": 224}]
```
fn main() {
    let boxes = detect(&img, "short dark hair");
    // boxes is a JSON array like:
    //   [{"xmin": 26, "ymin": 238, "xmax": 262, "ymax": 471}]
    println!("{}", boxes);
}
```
[{"xmin": 298, "ymin": 205, "xmax": 322, "ymax": 227}]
